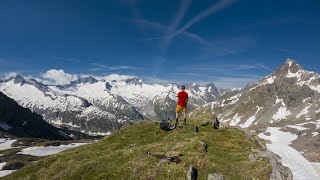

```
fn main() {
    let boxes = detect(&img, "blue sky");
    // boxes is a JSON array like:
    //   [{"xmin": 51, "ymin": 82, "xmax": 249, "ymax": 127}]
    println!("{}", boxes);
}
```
[{"xmin": 0, "ymin": 0, "xmax": 319, "ymax": 88}]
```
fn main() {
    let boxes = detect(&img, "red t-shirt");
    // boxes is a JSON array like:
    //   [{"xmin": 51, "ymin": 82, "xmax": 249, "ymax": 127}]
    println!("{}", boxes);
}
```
[{"xmin": 177, "ymin": 91, "xmax": 188, "ymax": 106}]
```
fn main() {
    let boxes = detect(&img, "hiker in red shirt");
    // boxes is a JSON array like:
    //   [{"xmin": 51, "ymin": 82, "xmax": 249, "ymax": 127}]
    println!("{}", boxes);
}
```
[{"xmin": 175, "ymin": 85, "xmax": 188, "ymax": 126}]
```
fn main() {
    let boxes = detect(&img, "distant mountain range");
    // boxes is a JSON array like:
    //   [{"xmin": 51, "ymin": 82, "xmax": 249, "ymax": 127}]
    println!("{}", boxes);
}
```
[{"xmin": 0, "ymin": 74, "xmax": 229, "ymax": 134}]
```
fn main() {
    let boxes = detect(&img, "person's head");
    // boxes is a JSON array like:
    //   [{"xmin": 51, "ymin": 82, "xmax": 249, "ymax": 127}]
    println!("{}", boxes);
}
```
[{"xmin": 180, "ymin": 85, "xmax": 185, "ymax": 91}]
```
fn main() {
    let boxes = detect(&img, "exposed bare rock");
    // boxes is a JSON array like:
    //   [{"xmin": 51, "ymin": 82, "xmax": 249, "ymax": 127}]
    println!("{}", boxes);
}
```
[
  {"xmin": 207, "ymin": 173, "xmax": 224, "ymax": 180},
  {"xmin": 187, "ymin": 165, "xmax": 198, "ymax": 180}
]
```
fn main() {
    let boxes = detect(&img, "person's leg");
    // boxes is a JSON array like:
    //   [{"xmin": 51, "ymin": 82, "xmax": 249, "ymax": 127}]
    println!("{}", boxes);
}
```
[
  {"xmin": 183, "ymin": 107, "xmax": 187, "ymax": 125},
  {"xmin": 175, "ymin": 106, "xmax": 181, "ymax": 125}
]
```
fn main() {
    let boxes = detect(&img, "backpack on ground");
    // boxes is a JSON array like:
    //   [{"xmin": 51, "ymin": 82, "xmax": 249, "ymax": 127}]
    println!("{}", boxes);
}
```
[{"xmin": 160, "ymin": 118, "xmax": 176, "ymax": 131}]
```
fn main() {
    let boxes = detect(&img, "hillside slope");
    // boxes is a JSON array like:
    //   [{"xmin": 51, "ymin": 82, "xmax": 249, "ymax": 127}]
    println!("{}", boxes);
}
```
[
  {"xmin": 0, "ymin": 92, "xmax": 69, "ymax": 140},
  {"xmin": 4, "ymin": 120, "xmax": 289, "ymax": 179}
]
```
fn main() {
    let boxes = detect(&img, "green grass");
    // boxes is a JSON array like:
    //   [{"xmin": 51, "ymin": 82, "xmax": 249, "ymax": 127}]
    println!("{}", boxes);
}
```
[{"xmin": 3, "ymin": 120, "xmax": 272, "ymax": 180}]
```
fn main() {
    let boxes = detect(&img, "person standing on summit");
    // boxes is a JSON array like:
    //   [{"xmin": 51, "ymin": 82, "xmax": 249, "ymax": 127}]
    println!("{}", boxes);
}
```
[{"xmin": 175, "ymin": 85, "xmax": 188, "ymax": 126}]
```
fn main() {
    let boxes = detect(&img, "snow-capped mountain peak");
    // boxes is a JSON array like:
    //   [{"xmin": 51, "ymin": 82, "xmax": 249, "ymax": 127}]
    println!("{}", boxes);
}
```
[
  {"xmin": 124, "ymin": 77, "xmax": 144, "ymax": 85},
  {"xmin": 191, "ymin": 59, "xmax": 320, "ymax": 128},
  {"xmin": 5, "ymin": 74, "xmax": 26, "ymax": 84},
  {"xmin": 250, "ymin": 59, "xmax": 320, "ymax": 93},
  {"xmin": 70, "ymin": 76, "xmax": 98, "ymax": 85},
  {"xmin": 273, "ymin": 59, "xmax": 304, "ymax": 78}
]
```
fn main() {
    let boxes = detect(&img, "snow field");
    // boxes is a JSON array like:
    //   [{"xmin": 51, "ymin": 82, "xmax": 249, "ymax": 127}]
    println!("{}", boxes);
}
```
[{"xmin": 258, "ymin": 127, "xmax": 320, "ymax": 180}]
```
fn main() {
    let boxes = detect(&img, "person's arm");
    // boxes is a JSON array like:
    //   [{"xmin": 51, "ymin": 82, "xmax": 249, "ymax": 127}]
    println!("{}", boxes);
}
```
[{"xmin": 185, "ymin": 95, "xmax": 188, "ymax": 104}]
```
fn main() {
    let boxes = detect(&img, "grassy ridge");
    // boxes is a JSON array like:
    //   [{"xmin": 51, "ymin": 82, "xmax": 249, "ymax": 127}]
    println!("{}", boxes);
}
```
[{"xmin": 4, "ymin": 120, "xmax": 272, "ymax": 179}]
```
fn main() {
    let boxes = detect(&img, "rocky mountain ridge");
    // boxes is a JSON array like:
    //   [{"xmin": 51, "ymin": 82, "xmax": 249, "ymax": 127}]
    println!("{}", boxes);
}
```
[
  {"xmin": 0, "ymin": 74, "xmax": 228, "ymax": 134},
  {"xmin": 190, "ymin": 59, "xmax": 320, "ymax": 162}
]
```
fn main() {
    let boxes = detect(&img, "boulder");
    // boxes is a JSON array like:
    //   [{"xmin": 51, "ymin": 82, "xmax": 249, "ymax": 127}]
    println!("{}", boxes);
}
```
[
  {"xmin": 208, "ymin": 173, "xmax": 224, "ymax": 180},
  {"xmin": 187, "ymin": 165, "xmax": 198, "ymax": 180}
]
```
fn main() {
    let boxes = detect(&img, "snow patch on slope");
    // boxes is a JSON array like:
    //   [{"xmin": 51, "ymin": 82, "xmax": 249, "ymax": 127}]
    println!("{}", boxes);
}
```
[
  {"xmin": 249, "ymin": 75, "xmax": 276, "ymax": 91},
  {"xmin": 272, "ymin": 97, "xmax": 291, "ymax": 121},
  {"xmin": 287, "ymin": 69, "xmax": 302, "ymax": 79},
  {"xmin": 51, "ymin": 120, "xmax": 81, "ymax": 128},
  {"xmin": 239, "ymin": 106, "xmax": 263, "ymax": 128},
  {"xmin": 266, "ymin": 75, "xmax": 276, "ymax": 84},
  {"xmin": 86, "ymin": 131, "xmax": 111, "ymax": 136},
  {"xmin": 220, "ymin": 93, "xmax": 241, "ymax": 107},
  {"xmin": 309, "ymin": 85, "xmax": 320, "ymax": 93},
  {"xmin": 227, "ymin": 94, "xmax": 241, "ymax": 104},
  {"xmin": 78, "ymin": 106, "xmax": 115, "ymax": 119},
  {"xmin": 286, "ymin": 125, "xmax": 309, "ymax": 131},
  {"xmin": 75, "ymin": 81, "xmax": 113, "ymax": 100},
  {"xmin": 0, "ymin": 139, "xmax": 17, "ymax": 151},
  {"xmin": 17, "ymin": 143, "xmax": 87, "ymax": 156},
  {"xmin": 316, "ymin": 119, "xmax": 320, "ymax": 129},
  {"xmin": 229, "ymin": 113, "xmax": 242, "ymax": 126},
  {"xmin": 296, "ymin": 104, "xmax": 311, "ymax": 118},
  {"xmin": 258, "ymin": 127, "xmax": 320, "ymax": 180},
  {"xmin": 0, "ymin": 162, "xmax": 16, "ymax": 177}
]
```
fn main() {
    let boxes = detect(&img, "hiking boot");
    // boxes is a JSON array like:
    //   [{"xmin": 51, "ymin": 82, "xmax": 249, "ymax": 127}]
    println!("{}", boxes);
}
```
[{"xmin": 183, "ymin": 119, "xmax": 186, "ymax": 125}]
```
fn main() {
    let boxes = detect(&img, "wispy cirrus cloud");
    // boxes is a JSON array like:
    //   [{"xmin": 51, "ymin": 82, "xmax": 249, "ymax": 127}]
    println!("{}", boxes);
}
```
[
  {"xmin": 226, "ymin": 63, "xmax": 271, "ymax": 72},
  {"xmin": 89, "ymin": 63, "xmax": 138, "ymax": 72},
  {"xmin": 174, "ymin": 72, "xmax": 202, "ymax": 76},
  {"xmin": 109, "ymin": 65, "xmax": 138, "ymax": 70},
  {"xmin": 130, "ymin": 18, "xmax": 236, "ymax": 55},
  {"xmin": 160, "ymin": 0, "xmax": 192, "ymax": 53},
  {"xmin": 121, "ymin": 0, "xmax": 249, "ymax": 87},
  {"xmin": 159, "ymin": 71, "xmax": 263, "ymax": 88},
  {"xmin": 195, "ymin": 35, "xmax": 258, "ymax": 59},
  {"xmin": 172, "ymin": 0, "xmax": 237, "ymax": 38},
  {"xmin": 90, "ymin": 63, "xmax": 107, "ymax": 68},
  {"xmin": 237, "ymin": 64, "xmax": 273, "ymax": 71},
  {"xmin": 273, "ymin": 48, "xmax": 304, "ymax": 56},
  {"xmin": 176, "ymin": 62, "xmax": 273, "ymax": 75},
  {"xmin": 50, "ymin": 56, "xmax": 81, "ymax": 63},
  {"xmin": 126, "ymin": 0, "xmax": 238, "ymax": 54},
  {"xmin": 155, "ymin": 61, "xmax": 271, "ymax": 88},
  {"xmin": 237, "ymin": 16, "xmax": 303, "ymax": 32}
]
